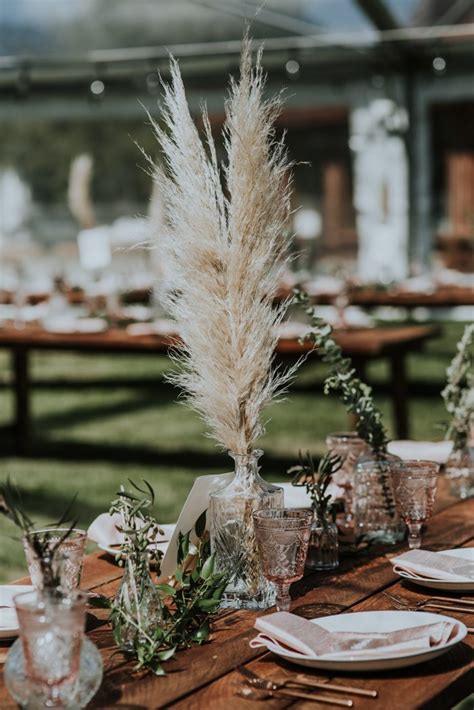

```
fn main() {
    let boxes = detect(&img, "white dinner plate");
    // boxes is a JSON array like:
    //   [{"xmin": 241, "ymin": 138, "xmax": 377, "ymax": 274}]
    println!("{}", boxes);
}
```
[
  {"xmin": 261, "ymin": 611, "xmax": 467, "ymax": 672},
  {"xmin": 0, "ymin": 585, "xmax": 34, "ymax": 639},
  {"xmin": 394, "ymin": 548, "xmax": 474, "ymax": 592}
]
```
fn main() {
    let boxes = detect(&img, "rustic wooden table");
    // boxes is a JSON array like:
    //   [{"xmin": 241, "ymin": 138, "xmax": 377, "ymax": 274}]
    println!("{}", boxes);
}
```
[
  {"xmin": 0, "ymin": 324, "xmax": 438, "ymax": 452},
  {"xmin": 1, "ymin": 478, "xmax": 472, "ymax": 709}
]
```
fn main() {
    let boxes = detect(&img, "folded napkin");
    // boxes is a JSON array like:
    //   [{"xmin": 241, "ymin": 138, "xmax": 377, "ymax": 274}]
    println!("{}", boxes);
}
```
[
  {"xmin": 0, "ymin": 608, "xmax": 18, "ymax": 629},
  {"xmin": 392, "ymin": 549, "xmax": 474, "ymax": 582},
  {"xmin": 0, "ymin": 586, "xmax": 33, "ymax": 630},
  {"xmin": 87, "ymin": 513, "xmax": 175, "ymax": 551},
  {"xmin": 387, "ymin": 440, "xmax": 452, "ymax": 465},
  {"xmin": 250, "ymin": 611, "xmax": 459, "ymax": 660}
]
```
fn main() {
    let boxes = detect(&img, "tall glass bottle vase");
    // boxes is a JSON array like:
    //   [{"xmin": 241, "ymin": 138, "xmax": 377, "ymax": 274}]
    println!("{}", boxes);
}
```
[
  {"xmin": 209, "ymin": 450, "xmax": 283, "ymax": 610},
  {"xmin": 113, "ymin": 552, "xmax": 162, "ymax": 653},
  {"xmin": 306, "ymin": 509, "xmax": 339, "ymax": 571},
  {"xmin": 353, "ymin": 452, "xmax": 404, "ymax": 545}
]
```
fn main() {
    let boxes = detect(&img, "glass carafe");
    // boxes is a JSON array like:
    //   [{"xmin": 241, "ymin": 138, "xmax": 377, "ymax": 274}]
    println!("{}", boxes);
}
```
[{"xmin": 209, "ymin": 449, "xmax": 283, "ymax": 610}]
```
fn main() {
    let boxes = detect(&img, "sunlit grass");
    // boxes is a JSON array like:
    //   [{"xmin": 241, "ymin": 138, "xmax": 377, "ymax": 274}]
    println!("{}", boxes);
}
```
[{"xmin": 0, "ymin": 321, "xmax": 464, "ymax": 582}]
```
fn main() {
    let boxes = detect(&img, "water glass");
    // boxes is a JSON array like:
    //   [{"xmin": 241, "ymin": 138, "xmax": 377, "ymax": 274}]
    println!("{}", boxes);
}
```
[
  {"xmin": 391, "ymin": 460, "xmax": 439, "ymax": 549},
  {"xmin": 23, "ymin": 528, "xmax": 87, "ymax": 592},
  {"xmin": 14, "ymin": 589, "xmax": 87, "ymax": 708},
  {"xmin": 253, "ymin": 508, "xmax": 312, "ymax": 612},
  {"xmin": 325, "ymin": 431, "xmax": 367, "ymax": 527}
]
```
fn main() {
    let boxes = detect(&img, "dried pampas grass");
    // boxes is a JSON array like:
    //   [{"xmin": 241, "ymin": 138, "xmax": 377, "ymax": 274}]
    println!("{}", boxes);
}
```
[{"xmin": 149, "ymin": 40, "xmax": 298, "ymax": 454}]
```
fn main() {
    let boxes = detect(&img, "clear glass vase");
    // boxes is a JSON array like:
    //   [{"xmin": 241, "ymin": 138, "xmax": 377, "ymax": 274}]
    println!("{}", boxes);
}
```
[
  {"xmin": 325, "ymin": 432, "xmax": 368, "ymax": 528},
  {"xmin": 305, "ymin": 510, "xmax": 339, "ymax": 570},
  {"xmin": 445, "ymin": 441, "xmax": 474, "ymax": 499},
  {"xmin": 113, "ymin": 553, "xmax": 162, "ymax": 654},
  {"xmin": 353, "ymin": 452, "xmax": 404, "ymax": 545},
  {"xmin": 209, "ymin": 449, "xmax": 283, "ymax": 610}
]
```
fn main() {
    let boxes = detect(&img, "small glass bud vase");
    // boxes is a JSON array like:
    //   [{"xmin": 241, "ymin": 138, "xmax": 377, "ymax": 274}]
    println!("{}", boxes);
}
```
[
  {"xmin": 445, "ymin": 438, "xmax": 474, "ymax": 500},
  {"xmin": 209, "ymin": 449, "xmax": 283, "ymax": 610},
  {"xmin": 325, "ymin": 432, "xmax": 368, "ymax": 527},
  {"xmin": 306, "ymin": 510, "xmax": 339, "ymax": 571},
  {"xmin": 353, "ymin": 452, "xmax": 405, "ymax": 545},
  {"xmin": 113, "ymin": 552, "xmax": 162, "ymax": 653}
]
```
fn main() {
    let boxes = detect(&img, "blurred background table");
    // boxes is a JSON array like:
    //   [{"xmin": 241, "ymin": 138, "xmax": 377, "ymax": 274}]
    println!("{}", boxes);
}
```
[{"xmin": 0, "ymin": 324, "xmax": 439, "ymax": 454}]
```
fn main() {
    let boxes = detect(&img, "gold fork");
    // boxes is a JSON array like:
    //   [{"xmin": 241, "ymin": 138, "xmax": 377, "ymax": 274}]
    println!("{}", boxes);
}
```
[
  {"xmin": 383, "ymin": 591, "xmax": 474, "ymax": 614},
  {"xmin": 237, "ymin": 665, "xmax": 377, "ymax": 698}
]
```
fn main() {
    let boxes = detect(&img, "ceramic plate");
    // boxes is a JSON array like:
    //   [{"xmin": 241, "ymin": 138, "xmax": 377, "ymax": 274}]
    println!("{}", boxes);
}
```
[
  {"xmin": 394, "ymin": 548, "xmax": 474, "ymax": 592},
  {"xmin": 261, "ymin": 610, "xmax": 467, "ymax": 672},
  {"xmin": 0, "ymin": 585, "xmax": 34, "ymax": 639}
]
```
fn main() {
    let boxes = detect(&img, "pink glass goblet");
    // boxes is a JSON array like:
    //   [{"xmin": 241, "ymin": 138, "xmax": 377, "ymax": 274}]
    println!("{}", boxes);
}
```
[
  {"xmin": 391, "ymin": 460, "xmax": 439, "ymax": 549},
  {"xmin": 253, "ymin": 508, "xmax": 312, "ymax": 612}
]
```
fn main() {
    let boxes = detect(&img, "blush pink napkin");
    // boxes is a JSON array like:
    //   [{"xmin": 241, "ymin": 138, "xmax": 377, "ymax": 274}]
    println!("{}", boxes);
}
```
[
  {"xmin": 392, "ymin": 549, "xmax": 474, "ymax": 582},
  {"xmin": 250, "ymin": 611, "xmax": 459, "ymax": 660}
]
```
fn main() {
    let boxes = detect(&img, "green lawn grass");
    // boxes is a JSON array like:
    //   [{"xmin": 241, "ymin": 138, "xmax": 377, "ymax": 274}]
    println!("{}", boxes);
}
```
[{"xmin": 0, "ymin": 321, "xmax": 465, "ymax": 582}]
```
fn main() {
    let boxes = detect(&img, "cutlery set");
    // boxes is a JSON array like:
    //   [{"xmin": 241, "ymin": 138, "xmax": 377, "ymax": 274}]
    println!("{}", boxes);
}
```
[
  {"xmin": 236, "ymin": 665, "xmax": 377, "ymax": 706},
  {"xmin": 237, "ymin": 591, "xmax": 473, "ymax": 703}
]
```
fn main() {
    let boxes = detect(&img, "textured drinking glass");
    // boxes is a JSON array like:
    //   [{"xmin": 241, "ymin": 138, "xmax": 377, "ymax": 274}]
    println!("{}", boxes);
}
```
[
  {"xmin": 325, "ymin": 432, "xmax": 367, "ymax": 527},
  {"xmin": 353, "ymin": 453, "xmax": 404, "ymax": 544},
  {"xmin": 253, "ymin": 508, "xmax": 312, "ymax": 612},
  {"xmin": 23, "ymin": 529, "xmax": 87, "ymax": 592},
  {"xmin": 14, "ymin": 589, "xmax": 87, "ymax": 708},
  {"xmin": 391, "ymin": 460, "xmax": 439, "ymax": 549},
  {"xmin": 445, "ymin": 442, "xmax": 474, "ymax": 499}
]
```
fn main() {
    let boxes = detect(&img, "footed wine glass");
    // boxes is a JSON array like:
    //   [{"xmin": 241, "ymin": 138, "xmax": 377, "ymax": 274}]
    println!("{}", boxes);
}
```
[
  {"xmin": 391, "ymin": 460, "xmax": 439, "ymax": 549},
  {"xmin": 253, "ymin": 508, "xmax": 312, "ymax": 612}
]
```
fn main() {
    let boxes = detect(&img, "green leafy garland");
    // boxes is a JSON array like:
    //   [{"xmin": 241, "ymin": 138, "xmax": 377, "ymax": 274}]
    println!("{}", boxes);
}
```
[
  {"xmin": 91, "ymin": 481, "xmax": 228, "ymax": 676},
  {"xmin": 441, "ymin": 324, "xmax": 474, "ymax": 449},
  {"xmin": 288, "ymin": 451, "xmax": 342, "ymax": 522},
  {"xmin": 0, "ymin": 477, "xmax": 77, "ymax": 593},
  {"xmin": 294, "ymin": 290, "xmax": 389, "ymax": 455}
]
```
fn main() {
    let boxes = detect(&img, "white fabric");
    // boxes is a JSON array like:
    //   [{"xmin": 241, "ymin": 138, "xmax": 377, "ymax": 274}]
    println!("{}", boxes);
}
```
[
  {"xmin": 387, "ymin": 440, "xmax": 452, "ymax": 465},
  {"xmin": 250, "ymin": 611, "xmax": 459, "ymax": 660},
  {"xmin": 392, "ymin": 549, "xmax": 474, "ymax": 582}
]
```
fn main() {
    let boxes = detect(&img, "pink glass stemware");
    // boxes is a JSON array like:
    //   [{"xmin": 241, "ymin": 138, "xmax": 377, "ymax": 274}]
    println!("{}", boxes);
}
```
[
  {"xmin": 391, "ymin": 460, "xmax": 439, "ymax": 549},
  {"xmin": 253, "ymin": 508, "xmax": 312, "ymax": 611}
]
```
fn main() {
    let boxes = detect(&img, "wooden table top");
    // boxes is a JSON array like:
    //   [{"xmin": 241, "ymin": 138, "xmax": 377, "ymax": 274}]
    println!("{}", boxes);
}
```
[
  {"xmin": 1, "ymin": 477, "xmax": 473, "ymax": 709},
  {"xmin": 2, "ymin": 284, "xmax": 473, "ymax": 308},
  {"xmin": 0, "ymin": 324, "xmax": 439, "ymax": 358}
]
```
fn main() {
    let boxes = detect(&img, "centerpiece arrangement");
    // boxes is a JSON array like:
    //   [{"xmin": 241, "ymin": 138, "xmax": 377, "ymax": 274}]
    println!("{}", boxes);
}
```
[
  {"xmin": 91, "ymin": 480, "xmax": 228, "ymax": 675},
  {"xmin": 295, "ymin": 291, "xmax": 403, "ymax": 544},
  {"xmin": 147, "ymin": 40, "xmax": 299, "ymax": 608}
]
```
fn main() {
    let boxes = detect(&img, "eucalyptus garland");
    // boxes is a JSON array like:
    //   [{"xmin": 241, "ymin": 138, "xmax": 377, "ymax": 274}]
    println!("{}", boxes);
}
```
[
  {"xmin": 294, "ymin": 290, "xmax": 389, "ymax": 455},
  {"xmin": 441, "ymin": 323, "xmax": 474, "ymax": 448},
  {"xmin": 294, "ymin": 290, "xmax": 397, "ymax": 519}
]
